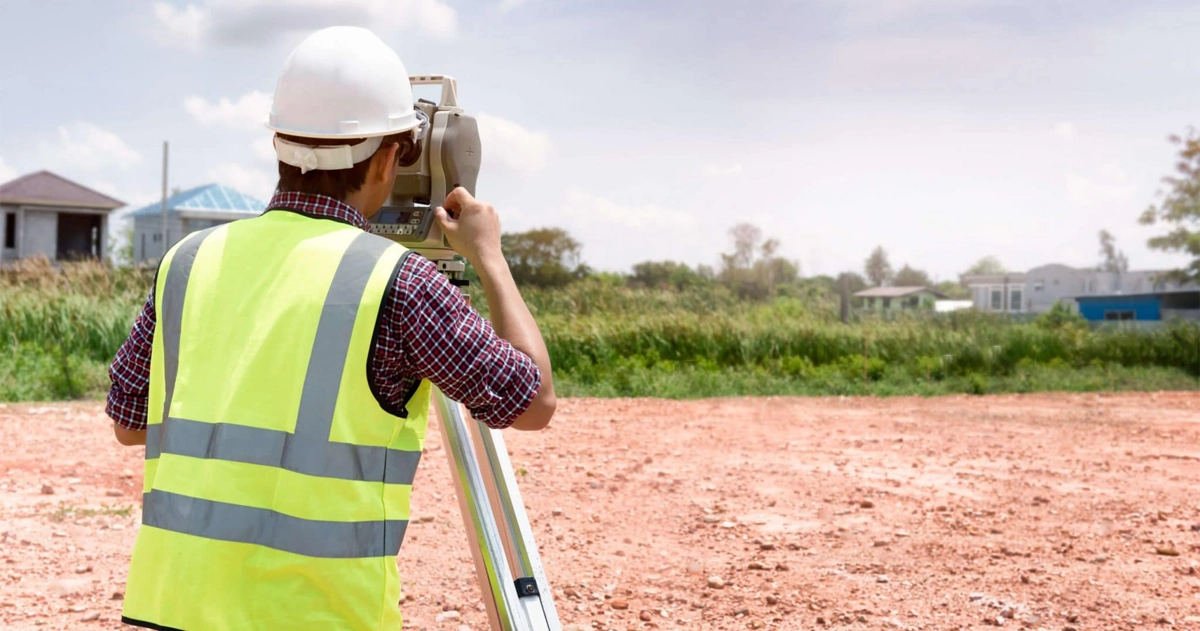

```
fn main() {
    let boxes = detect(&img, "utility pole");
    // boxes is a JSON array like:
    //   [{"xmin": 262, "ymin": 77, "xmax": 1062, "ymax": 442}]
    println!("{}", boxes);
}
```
[
  {"xmin": 161, "ymin": 141, "xmax": 169, "ymax": 258},
  {"xmin": 1002, "ymin": 274, "xmax": 1009, "ymax": 318},
  {"xmin": 839, "ymin": 274, "xmax": 849, "ymax": 324}
]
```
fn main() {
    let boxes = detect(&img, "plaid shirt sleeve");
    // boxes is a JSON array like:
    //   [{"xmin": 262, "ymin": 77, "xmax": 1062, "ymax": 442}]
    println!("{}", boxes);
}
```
[
  {"xmin": 106, "ymin": 287, "xmax": 156, "ymax": 431},
  {"xmin": 371, "ymin": 255, "xmax": 542, "ymax": 430}
]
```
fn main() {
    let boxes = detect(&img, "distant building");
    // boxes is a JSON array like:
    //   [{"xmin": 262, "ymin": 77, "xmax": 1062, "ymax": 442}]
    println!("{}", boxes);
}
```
[
  {"xmin": 129, "ymin": 184, "xmax": 266, "ymax": 262},
  {"xmin": 961, "ymin": 272, "xmax": 1027, "ymax": 314},
  {"xmin": 0, "ymin": 170, "xmax": 124, "ymax": 264},
  {"xmin": 962, "ymin": 263, "xmax": 1192, "ymax": 314},
  {"xmin": 1075, "ymin": 290, "xmax": 1200, "ymax": 322},
  {"xmin": 854, "ymin": 286, "xmax": 946, "ymax": 312}
]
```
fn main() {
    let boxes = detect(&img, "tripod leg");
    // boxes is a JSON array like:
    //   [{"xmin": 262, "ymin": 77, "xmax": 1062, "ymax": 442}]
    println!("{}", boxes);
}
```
[
  {"xmin": 466, "ymin": 416, "xmax": 562, "ymax": 630},
  {"xmin": 432, "ymin": 388, "xmax": 561, "ymax": 631}
]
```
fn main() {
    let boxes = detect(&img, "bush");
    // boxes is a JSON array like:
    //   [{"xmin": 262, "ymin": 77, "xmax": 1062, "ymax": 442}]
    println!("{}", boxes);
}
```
[{"xmin": 1036, "ymin": 301, "xmax": 1087, "ymax": 330}]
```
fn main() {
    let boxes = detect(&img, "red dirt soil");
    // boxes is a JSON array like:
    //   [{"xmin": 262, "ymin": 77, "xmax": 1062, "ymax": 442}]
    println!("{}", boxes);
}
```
[{"xmin": 2, "ymin": 393, "xmax": 1199, "ymax": 631}]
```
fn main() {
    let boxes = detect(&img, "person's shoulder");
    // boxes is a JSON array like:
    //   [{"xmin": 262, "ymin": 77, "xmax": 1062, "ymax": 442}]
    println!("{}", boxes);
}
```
[
  {"xmin": 396, "ymin": 251, "xmax": 442, "ymax": 287},
  {"xmin": 394, "ymin": 252, "xmax": 465, "ymax": 306}
]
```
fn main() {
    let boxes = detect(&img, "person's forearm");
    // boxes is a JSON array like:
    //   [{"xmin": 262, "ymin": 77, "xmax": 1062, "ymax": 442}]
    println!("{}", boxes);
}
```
[{"xmin": 472, "ymin": 251, "xmax": 556, "ymax": 421}]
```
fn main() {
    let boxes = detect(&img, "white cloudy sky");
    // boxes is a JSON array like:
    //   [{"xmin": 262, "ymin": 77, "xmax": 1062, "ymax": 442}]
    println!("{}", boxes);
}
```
[{"xmin": 1, "ymin": 0, "xmax": 1197, "ymax": 280}]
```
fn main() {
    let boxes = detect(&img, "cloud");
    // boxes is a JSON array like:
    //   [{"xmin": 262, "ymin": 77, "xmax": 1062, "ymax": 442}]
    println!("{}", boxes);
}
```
[
  {"xmin": 208, "ymin": 163, "xmax": 277, "ymax": 200},
  {"xmin": 1054, "ymin": 122, "xmax": 1077, "ymax": 140},
  {"xmin": 703, "ymin": 163, "xmax": 744, "ymax": 177},
  {"xmin": 253, "ymin": 136, "xmax": 277, "ymax": 162},
  {"xmin": 151, "ymin": 0, "xmax": 457, "ymax": 48},
  {"xmin": 1065, "ymin": 163, "xmax": 1135, "ymax": 208},
  {"xmin": 830, "ymin": 0, "xmax": 1016, "ymax": 29},
  {"xmin": 152, "ymin": 2, "xmax": 209, "ymax": 49},
  {"xmin": 497, "ymin": 0, "xmax": 534, "ymax": 13},
  {"xmin": 476, "ymin": 114, "xmax": 551, "ymax": 175},
  {"xmin": 184, "ymin": 90, "xmax": 272, "ymax": 130},
  {"xmin": 562, "ymin": 188, "xmax": 695, "ymax": 232},
  {"xmin": 0, "ymin": 156, "xmax": 17, "ymax": 183},
  {"xmin": 38, "ymin": 122, "xmax": 141, "ymax": 172}
]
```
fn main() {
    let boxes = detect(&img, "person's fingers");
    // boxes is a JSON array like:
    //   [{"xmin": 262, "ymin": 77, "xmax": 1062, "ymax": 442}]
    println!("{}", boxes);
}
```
[
  {"xmin": 434, "ymin": 206, "xmax": 457, "ymax": 231},
  {"xmin": 443, "ymin": 186, "xmax": 475, "ymax": 214}
]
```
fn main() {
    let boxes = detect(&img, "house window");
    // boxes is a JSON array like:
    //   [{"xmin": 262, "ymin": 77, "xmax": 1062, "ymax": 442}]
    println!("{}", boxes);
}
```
[
  {"xmin": 1033, "ymin": 281, "xmax": 1044, "ymax": 292},
  {"xmin": 4, "ymin": 212, "xmax": 14, "ymax": 249},
  {"xmin": 1010, "ymin": 290, "xmax": 1023, "ymax": 312},
  {"xmin": 882, "ymin": 297, "xmax": 892, "ymax": 309},
  {"xmin": 990, "ymin": 289, "xmax": 1002, "ymax": 311},
  {"xmin": 1104, "ymin": 310, "xmax": 1135, "ymax": 321},
  {"xmin": 153, "ymin": 232, "xmax": 161, "ymax": 242}
]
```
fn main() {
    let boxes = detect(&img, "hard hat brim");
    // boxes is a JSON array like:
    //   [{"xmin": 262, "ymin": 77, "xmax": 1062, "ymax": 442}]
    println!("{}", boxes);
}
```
[{"xmin": 264, "ymin": 110, "xmax": 423, "ymax": 140}]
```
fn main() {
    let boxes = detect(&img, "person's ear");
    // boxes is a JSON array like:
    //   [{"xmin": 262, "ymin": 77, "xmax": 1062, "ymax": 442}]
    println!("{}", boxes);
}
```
[{"xmin": 373, "ymin": 142, "xmax": 399, "ymax": 183}]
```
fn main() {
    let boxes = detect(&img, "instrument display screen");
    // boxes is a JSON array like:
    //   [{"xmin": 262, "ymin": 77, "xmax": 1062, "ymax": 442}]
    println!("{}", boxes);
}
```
[
  {"xmin": 370, "ymin": 205, "xmax": 432, "ymax": 239},
  {"xmin": 374, "ymin": 207, "xmax": 425, "ymax": 225}
]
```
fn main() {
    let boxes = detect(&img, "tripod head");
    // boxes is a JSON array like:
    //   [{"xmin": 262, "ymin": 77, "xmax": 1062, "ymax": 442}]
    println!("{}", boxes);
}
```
[{"xmin": 370, "ymin": 75, "xmax": 480, "ymax": 263}]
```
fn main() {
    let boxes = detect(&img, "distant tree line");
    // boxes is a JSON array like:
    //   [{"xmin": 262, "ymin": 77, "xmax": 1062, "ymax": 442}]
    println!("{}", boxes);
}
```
[{"xmin": 496, "ymin": 222, "xmax": 979, "ymax": 301}]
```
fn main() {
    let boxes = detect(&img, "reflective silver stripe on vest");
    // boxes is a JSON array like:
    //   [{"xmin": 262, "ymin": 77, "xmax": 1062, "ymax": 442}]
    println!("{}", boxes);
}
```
[
  {"xmin": 143, "ymin": 490, "xmax": 408, "ymax": 559},
  {"xmin": 295, "ymin": 233, "xmax": 395, "ymax": 439},
  {"xmin": 144, "ymin": 417, "xmax": 420, "ymax": 485},
  {"xmin": 155, "ymin": 227, "xmax": 220, "ymax": 457},
  {"xmin": 146, "ymin": 230, "xmax": 418, "ymax": 558}
]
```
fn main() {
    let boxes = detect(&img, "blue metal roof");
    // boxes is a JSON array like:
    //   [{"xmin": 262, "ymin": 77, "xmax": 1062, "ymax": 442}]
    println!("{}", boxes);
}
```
[{"xmin": 127, "ymin": 183, "xmax": 266, "ymax": 217}]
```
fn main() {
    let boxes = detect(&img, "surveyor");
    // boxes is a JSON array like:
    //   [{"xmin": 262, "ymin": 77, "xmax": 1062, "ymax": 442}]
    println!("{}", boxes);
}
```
[{"xmin": 105, "ymin": 26, "xmax": 556, "ymax": 631}]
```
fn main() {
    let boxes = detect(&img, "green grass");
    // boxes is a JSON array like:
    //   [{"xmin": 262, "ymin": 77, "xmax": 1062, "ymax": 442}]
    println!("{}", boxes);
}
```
[
  {"xmin": 556, "ymin": 361, "xmax": 1199, "ymax": 398},
  {"xmin": 2, "ymin": 258, "xmax": 1197, "ymax": 402}
]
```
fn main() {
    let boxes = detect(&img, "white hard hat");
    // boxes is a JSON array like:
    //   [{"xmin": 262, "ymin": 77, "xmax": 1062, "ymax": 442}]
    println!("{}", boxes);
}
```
[{"xmin": 266, "ymin": 26, "xmax": 421, "ymax": 141}]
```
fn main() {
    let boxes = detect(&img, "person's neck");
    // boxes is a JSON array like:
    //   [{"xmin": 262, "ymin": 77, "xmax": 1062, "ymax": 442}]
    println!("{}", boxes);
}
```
[{"xmin": 341, "ymin": 190, "xmax": 376, "ymax": 220}]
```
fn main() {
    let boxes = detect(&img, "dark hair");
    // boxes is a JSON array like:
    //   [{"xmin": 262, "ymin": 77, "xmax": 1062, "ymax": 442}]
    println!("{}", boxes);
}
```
[{"xmin": 275, "ymin": 131, "xmax": 421, "ymax": 200}]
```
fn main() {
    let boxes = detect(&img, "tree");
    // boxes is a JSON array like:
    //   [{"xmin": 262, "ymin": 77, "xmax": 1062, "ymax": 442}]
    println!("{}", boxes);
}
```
[
  {"xmin": 893, "ymin": 264, "xmax": 932, "ymax": 287},
  {"xmin": 500, "ymin": 227, "xmax": 586, "ymax": 288},
  {"xmin": 863, "ymin": 246, "xmax": 893, "ymax": 287},
  {"xmin": 1097, "ymin": 229, "xmax": 1129, "ymax": 273},
  {"xmin": 1139, "ymin": 128, "xmax": 1200, "ymax": 283},
  {"xmin": 107, "ymin": 223, "xmax": 135, "ymax": 268},
  {"xmin": 718, "ymin": 223, "xmax": 800, "ymax": 299},
  {"xmin": 961, "ymin": 256, "xmax": 1005, "ymax": 277},
  {"xmin": 835, "ymin": 271, "xmax": 868, "ymax": 295},
  {"xmin": 935, "ymin": 280, "xmax": 970, "ymax": 299},
  {"xmin": 629, "ymin": 260, "xmax": 707, "ymax": 290}
]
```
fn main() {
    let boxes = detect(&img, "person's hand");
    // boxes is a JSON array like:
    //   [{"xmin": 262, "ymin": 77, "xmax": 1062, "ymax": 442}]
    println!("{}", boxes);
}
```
[{"xmin": 435, "ymin": 187, "xmax": 502, "ymax": 264}]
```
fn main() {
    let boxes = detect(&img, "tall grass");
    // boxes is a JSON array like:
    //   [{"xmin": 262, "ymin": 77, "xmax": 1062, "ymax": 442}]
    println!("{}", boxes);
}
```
[
  {"xmin": 2, "ymin": 257, "xmax": 1197, "ymax": 402},
  {"xmin": 1, "ymin": 258, "xmax": 151, "ymax": 399}
]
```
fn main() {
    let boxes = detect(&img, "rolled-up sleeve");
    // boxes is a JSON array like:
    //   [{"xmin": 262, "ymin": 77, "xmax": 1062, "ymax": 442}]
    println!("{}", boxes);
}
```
[{"xmin": 376, "ymin": 255, "xmax": 541, "ymax": 429}]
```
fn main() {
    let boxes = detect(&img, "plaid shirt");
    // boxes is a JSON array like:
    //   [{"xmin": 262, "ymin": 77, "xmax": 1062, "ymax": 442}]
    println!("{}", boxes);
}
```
[{"xmin": 106, "ymin": 191, "xmax": 540, "ymax": 431}]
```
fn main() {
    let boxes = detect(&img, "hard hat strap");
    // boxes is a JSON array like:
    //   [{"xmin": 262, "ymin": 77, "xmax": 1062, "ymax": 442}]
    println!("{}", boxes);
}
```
[{"xmin": 274, "ymin": 136, "xmax": 385, "ymax": 174}]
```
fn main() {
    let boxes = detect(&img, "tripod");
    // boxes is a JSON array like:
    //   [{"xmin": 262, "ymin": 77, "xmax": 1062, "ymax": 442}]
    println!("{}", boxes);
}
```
[{"xmin": 428, "ymin": 259, "xmax": 562, "ymax": 631}]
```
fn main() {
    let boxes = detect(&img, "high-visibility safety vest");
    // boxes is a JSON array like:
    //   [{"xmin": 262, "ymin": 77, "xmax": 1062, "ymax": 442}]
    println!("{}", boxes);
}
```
[{"xmin": 121, "ymin": 210, "xmax": 432, "ymax": 631}]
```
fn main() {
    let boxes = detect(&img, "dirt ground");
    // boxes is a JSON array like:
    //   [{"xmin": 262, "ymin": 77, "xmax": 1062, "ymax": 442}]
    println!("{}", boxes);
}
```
[{"xmin": 1, "ymin": 393, "xmax": 1199, "ymax": 631}]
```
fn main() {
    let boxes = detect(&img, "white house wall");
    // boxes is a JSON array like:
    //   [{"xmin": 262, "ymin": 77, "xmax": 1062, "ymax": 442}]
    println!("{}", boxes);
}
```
[
  {"xmin": 968, "ymin": 282, "xmax": 1026, "ymax": 313},
  {"xmin": 133, "ymin": 216, "xmax": 186, "ymax": 261},
  {"xmin": 22, "ymin": 209, "xmax": 57, "ymax": 260},
  {"xmin": 1025, "ymin": 264, "xmax": 1084, "ymax": 312}
]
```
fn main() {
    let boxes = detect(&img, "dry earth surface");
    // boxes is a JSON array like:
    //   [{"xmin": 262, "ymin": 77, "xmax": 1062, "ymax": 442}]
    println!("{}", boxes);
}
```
[{"xmin": 1, "ymin": 393, "xmax": 1199, "ymax": 631}]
